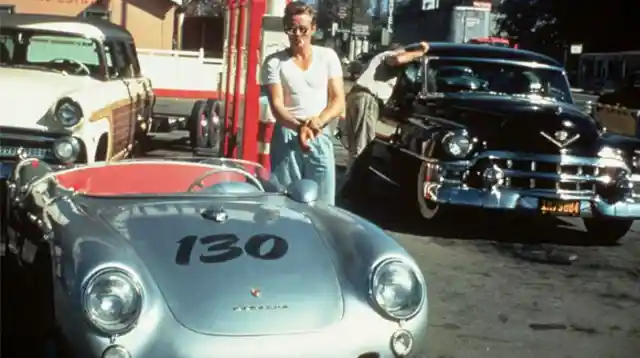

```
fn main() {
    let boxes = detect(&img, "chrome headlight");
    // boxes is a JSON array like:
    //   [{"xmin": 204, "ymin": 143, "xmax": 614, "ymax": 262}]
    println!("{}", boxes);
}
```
[
  {"xmin": 442, "ymin": 131, "xmax": 474, "ymax": 158},
  {"xmin": 55, "ymin": 98, "xmax": 83, "ymax": 127},
  {"xmin": 82, "ymin": 269, "xmax": 143, "ymax": 335},
  {"xmin": 370, "ymin": 259, "xmax": 425, "ymax": 320},
  {"xmin": 53, "ymin": 137, "xmax": 81, "ymax": 163}
]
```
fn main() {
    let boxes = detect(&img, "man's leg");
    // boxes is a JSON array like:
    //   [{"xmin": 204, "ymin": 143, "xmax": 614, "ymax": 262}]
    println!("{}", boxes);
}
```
[
  {"xmin": 304, "ymin": 132, "xmax": 336, "ymax": 205},
  {"xmin": 269, "ymin": 123, "xmax": 303, "ymax": 189},
  {"xmin": 344, "ymin": 92, "xmax": 380, "ymax": 168}
]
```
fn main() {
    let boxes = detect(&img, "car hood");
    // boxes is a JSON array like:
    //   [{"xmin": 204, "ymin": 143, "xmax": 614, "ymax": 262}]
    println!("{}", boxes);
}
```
[
  {"xmin": 421, "ymin": 94, "xmax": 603, "ymax": 155},
  {"xmin": 100, "ymin": 199, "xmax": 344, "ymax": 336},
  {"xmin": 0, "ymin": 67, "xmax": 91, "ymax": 130}
]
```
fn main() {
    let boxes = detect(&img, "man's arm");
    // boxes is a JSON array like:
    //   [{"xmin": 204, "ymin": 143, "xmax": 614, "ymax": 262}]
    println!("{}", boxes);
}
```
[
  {"xmin": 385, "ymin": 42, "xmax": 429, "ymax": 67},
  {"xmin": 261, "ymin": 54, "xmax": 301, "ymax": 131},
  {"xmin": 315, "ymin": 49, "xmax": 346, "ymax": 127}
]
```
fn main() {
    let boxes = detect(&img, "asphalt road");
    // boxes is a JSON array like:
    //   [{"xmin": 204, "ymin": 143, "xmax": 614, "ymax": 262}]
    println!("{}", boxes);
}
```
[{"xmin": 147, "ymin": 130, "xmax": 640, "ymax": 358}]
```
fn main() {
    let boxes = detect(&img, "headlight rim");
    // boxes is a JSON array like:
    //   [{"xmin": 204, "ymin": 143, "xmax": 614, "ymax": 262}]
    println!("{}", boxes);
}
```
[
  {"xmin": 52, "ymin": 136, "xmax": 81, "ymax": 163},
  {"xmin": 369, "ymin": 257, "xmax": 426, "ymax": 321},
  {"xmin": 54, "ymin": 97, "xmax": 83, "ymax": 127},
  {"xmin": 442, "ymin": 130, "xmax": 475, "ymax": 158},
  {"xmin": 81, "ymin": 267, "xmax": 144, "ymax": 335}
]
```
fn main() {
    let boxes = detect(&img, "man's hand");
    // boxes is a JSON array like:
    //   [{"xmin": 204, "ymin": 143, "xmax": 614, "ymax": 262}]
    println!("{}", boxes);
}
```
[
  {"xmin": 305, "ymin": 117, "xmax": 324, "ymax": 134},
  {"xmin": 298, "ymin": 123, "xmax": 316, "ymax": 152}
]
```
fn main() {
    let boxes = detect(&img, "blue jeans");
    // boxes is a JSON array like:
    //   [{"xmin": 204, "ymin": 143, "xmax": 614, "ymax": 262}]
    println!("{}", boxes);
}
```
[{"xmin": 270, "ymin": 123, "xmax": 336, "ymax": 205}]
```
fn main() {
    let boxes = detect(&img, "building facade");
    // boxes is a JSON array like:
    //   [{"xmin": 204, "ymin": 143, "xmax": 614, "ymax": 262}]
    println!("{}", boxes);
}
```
[{"xmin": 0, "ymin": 0, "xmax": 180, "ymax": 49}]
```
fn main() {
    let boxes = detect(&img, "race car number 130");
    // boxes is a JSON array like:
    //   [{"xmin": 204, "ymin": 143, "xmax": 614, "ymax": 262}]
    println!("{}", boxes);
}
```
[{"xmin": 175, "ymin": 234, "xmax": 289, "ymax": 265}]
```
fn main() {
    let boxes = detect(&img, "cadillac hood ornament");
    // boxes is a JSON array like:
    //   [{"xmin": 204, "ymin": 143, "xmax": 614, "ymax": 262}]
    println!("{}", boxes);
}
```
[{"xmin": 540, "ymin": 130, "xmax": 580, "ymax": 148}]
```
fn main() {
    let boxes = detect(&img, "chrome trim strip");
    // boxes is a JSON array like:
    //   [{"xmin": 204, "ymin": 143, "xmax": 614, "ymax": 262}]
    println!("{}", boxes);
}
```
[
  {"xmin": 472, "ymin": 151, "xmax": 629, "ymax": 170},
  {"xmin": 502, "ymin": 169, "xmax": 608, "ymax": 183},
  {"xmin": 425, "ymin": 56, "xmax": 565, "ymax": 71},
  {"xmin": 0, "ymin": 132, "xmax": 58, "ymax": 142}
]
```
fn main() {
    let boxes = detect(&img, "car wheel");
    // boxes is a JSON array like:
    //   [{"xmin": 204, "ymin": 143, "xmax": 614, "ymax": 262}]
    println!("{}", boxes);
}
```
[
  {"xmin": 95, "ymin": 135, "xmax": 108, "ymax": 162},
  {"xmin": 417, "ymin": 161, "xmax": 450, "ymax": 220},
  {"xmin": 189, "ymin": 100, "xmax": 207, "ymax": 152},
  {"xmin": 582, "ymin": 218, "xmax": 633, "ymax": 245}
]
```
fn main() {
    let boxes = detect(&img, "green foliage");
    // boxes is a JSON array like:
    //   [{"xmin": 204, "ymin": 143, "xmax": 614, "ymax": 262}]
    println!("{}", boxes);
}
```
[{"xmin": 497, "ymin": 0, "xmax": 640, "ymax": 53}]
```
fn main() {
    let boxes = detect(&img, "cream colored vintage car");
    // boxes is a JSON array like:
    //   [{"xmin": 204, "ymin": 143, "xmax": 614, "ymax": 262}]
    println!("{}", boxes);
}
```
[{"xmin": 0, "ymin": 13, "xmax": 154, "ymax": 176}]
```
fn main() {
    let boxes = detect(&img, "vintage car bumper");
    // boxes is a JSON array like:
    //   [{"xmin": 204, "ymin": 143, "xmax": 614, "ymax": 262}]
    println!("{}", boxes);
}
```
[
  {"xmin": 61, "ymin": 299, "xmax": 428, "ymax": 358},
  {"xmin": 425, "ymin": 150, "xmax": 640, "ymax": 218},
  {"xmin": 0, "ymin": 127, "xmax": 85, "ymax": 178}
]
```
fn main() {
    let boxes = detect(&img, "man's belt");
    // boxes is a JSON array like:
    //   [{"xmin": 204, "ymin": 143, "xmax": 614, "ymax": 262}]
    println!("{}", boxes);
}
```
[{"xmin": 350, "ymin": 85, "xmax": 383, "ymax": 107}]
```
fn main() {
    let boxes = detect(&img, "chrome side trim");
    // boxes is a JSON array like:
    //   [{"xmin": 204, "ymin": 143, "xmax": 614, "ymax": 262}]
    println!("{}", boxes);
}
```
[
  {"xmin": 472, "ymin": 151, "xmax": 629, "ymax": 170},
  {"xmin": 425, "ymin": 56, "xmax": 564, "ymax": 72}
]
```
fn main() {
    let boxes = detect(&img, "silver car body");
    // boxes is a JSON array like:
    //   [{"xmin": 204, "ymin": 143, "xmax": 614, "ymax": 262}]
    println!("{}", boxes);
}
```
[{"xmin": 4, "ymin": 156, "xmax": 428, "ymax": 358}]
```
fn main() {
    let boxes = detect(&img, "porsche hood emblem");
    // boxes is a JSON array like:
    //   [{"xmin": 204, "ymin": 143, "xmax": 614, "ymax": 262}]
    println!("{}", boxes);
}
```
[
  {"xmin": 540, "ymin": 130, "xmax": 580, "ymax": 148},
  {"xmin": 250, "ymin": 288, "xmax": 261, "ymax": 297}
]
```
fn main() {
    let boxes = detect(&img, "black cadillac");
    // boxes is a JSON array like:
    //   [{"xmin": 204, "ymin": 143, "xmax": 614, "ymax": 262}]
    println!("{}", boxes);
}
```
[{"xmin": 344, "ymin": 43, "xmax": 640, "ymax": 244}]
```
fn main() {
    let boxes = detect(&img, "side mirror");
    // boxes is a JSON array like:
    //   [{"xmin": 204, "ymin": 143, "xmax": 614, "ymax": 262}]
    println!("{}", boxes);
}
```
[{"xmin": 286, "ymin": 179, "xmax": 318, "ymax": 204}]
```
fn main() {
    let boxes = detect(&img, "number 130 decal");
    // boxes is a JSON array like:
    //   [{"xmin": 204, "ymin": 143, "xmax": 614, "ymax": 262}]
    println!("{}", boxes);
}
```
[{"xmin": 175, "ymin": 234, "xmax": 289, "ymax": 265}]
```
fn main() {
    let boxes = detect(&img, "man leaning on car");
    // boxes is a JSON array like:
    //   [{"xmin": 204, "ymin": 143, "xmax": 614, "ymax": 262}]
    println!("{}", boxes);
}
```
[{"xmin": 340, "ymin": 42, "xmax": 430, "ymax": 168}]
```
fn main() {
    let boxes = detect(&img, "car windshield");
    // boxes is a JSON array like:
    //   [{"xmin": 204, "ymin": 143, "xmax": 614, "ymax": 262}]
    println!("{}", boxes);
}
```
[
  {"xmin": 44, "ymin": 158, "xmax": 276, "ymax": 197},
  {"xmin": 422, "ymin": 58, "xmax": 573, "ymax": 103},
  {"xmin": 0, "ymin": 28, "xmax": 103, "ymax": 77}
]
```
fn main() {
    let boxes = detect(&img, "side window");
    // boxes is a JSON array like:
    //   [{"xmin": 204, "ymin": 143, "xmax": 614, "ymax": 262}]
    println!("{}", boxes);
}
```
[
  {"xmin": 83, "ymin": 8, "xmax": 110, "ymax": 21},
  {"xmin": 0, "ymin": 34, "xmax": 14, "ymax": 63},
  {"xmin": 124, "ymin": 42, "xmax": 141, "ymax": 77},
  {"xmin": 105, "ymin": 41, "xmax": 133, "ymax": 78},
  {"xmin": 0, "ymin": 5, "xmax": 15, "ymax": 14}
]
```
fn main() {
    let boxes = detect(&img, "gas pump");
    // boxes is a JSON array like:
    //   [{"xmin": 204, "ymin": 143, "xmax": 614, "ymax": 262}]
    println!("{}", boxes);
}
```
[
  {"xmin": 200, "ymin": 0, "xmax": 289, "ymax": 176},
  {"xmin": 213, "ymin": 0, "xmax": 266, "ymax": 165}
]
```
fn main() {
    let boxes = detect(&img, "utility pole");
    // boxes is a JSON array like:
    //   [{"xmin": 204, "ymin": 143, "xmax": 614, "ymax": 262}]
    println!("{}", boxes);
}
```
[{"xmin": 348, "ymin": 0, "xmax": 356, "ymax": 60}]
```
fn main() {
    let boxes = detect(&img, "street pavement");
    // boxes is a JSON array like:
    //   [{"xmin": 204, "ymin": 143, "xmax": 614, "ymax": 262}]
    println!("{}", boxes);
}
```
[{"xmin": 148, "ymin": 130, "xmax": 640, "ymax": 358}]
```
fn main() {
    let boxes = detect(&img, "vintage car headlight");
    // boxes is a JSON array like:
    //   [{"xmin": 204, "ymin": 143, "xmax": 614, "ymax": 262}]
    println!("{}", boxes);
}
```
[
  {"xmin": 371, "ymin": 259, "xmax": 424, "ymax": 320},
  {"xmin": 82, "ymin": 269, "xmax": 143, "ymax": 334},
  {"xmin": 53, "ymin": 137, "xmax": 81, "ymax": 163},
  {"xmin": 442, "ymin": 131, "xmax": 474, "ymax": 158},
  {"xmin": 55, "ymin": 98, "xmax": 83, "ymax": 127}
]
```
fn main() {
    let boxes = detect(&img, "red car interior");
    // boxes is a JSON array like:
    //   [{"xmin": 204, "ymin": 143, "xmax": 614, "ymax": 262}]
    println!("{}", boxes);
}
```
[{"xmin": 53, "ymin": 162, "xmax": 247, "ymax": 195}]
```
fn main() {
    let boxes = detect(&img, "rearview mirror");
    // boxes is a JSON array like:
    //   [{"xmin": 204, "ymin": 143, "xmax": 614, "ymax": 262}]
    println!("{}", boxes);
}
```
[{"xmin": 286, "ymin": 179, "xmax": 318, "ymax": 204}]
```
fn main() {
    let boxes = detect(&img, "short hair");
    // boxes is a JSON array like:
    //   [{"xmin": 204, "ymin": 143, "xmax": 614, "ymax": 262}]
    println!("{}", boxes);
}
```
[
  {"xmin": 283, "ymin": 1, "xmax": 316, "ymax": 26},
  {"xmin": 389, "ymin": 43, "xmax": 403, "ymax": 51}
]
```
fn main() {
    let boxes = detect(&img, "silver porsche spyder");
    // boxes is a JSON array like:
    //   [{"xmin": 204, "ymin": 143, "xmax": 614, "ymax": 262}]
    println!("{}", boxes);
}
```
[{"xmin": 2, "ymin": 155, "xmax": 428, "ymax": 358}]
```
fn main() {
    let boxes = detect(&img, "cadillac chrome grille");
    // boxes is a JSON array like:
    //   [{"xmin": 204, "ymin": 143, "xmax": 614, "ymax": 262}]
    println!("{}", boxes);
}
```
[{"xmin": 491, "ymin": 157, "xmax": 622, "ymax": 194}]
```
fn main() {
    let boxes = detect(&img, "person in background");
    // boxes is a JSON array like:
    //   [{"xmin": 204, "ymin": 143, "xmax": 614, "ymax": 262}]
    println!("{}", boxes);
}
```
[
  {"xmin": 261, "ymin": 1, "xmax": 345, "ymax": 205},
  {"xmin": 340, "ymin": 42, "xmax": 430, "ymax": 168}
]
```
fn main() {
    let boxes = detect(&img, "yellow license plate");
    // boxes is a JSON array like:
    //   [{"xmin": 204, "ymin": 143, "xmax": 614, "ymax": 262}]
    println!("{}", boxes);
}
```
[{"xmin": 539, "ymin": 199, "xmax": 580, "ymax": 216}]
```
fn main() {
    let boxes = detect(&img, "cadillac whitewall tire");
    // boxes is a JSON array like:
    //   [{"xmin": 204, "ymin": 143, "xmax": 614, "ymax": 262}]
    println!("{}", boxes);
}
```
[
  {"xmin": 582, "ymin": 218, "xmax": 633, "ymax": 245},
  {"xmin": 417, "ymin": 161, "xmax": 449, "ymax": 220}
]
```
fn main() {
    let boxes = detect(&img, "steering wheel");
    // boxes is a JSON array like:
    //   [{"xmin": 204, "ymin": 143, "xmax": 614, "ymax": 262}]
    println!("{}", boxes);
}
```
[
  {"xmin": 48, "ymin": 58, "xmax": 91, "ymax": 75},
  {"xmin": 186, "ymin": 167, "xmax": 265, "ymax": 193}
]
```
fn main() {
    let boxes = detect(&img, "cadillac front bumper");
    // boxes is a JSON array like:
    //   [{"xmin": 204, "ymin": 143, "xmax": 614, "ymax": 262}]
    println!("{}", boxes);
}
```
[{"xmin": 424, "ymin": 151, "xmax": 640, "ymax": 218}]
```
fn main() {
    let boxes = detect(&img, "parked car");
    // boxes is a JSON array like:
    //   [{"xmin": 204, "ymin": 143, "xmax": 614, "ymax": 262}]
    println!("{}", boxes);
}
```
[
  {"xmin": 2, "ymin": 155, "xmax": 428, "ymax": 358},
  {"xmin": 589, "ymin": 71, "xmax": 640, "ymax": 138},
  {"xmin": 0, "ymin": 13, "xmax": 154, "ymax": 176},
  {"xmin": 343, "ymin": 43, "xmax": 640, "ymax": 244}
]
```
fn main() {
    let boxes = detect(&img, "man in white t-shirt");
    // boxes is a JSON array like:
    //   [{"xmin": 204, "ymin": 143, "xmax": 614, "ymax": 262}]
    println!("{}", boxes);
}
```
[{"xmin": 261, "ymin": 1, "xmax": 345, "ymax": 205}]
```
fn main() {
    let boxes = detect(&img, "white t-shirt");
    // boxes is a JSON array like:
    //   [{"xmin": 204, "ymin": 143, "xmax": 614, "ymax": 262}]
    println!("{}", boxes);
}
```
[
  {"xmin": 355, "ymin": 50, "xmax": 400, "ymax": 103},
  {"xmin": 262, "ymin": 45, "xmax": 343, "ymax": 120}
]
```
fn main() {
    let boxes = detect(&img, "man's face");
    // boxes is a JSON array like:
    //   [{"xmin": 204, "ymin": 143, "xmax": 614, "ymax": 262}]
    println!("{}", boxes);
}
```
[{"xmin": 285, "ymin": 13, "xmax": 315, "ymax": 50}]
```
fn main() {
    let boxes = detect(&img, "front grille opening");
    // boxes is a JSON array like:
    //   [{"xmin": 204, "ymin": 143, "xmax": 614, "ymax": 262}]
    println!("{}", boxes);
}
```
[{"xmin": 477, "ymin": 155, "xmax": 619, "ymax": 196}]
